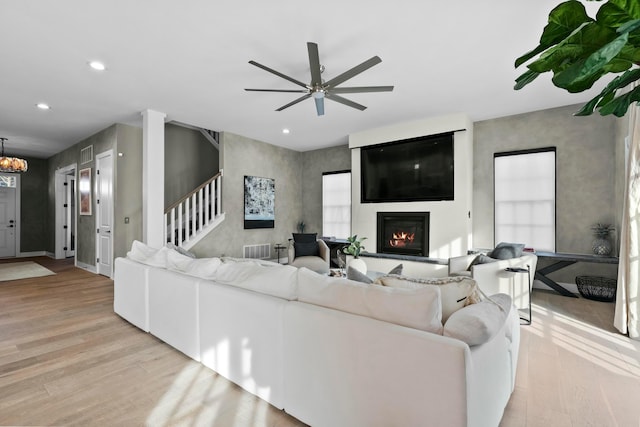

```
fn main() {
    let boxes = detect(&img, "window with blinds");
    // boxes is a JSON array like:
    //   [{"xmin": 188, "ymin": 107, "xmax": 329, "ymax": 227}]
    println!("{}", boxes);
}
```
[
  {"xmin": 322, "ymin": 171, "xmax": 351, "ymax": 239},
  {"xmin": 494, "ymin": 148, "xmax": 556, "ymax": 252}
]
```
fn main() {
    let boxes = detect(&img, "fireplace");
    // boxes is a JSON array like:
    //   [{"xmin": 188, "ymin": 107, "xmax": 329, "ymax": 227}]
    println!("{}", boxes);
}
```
[{"xmin": 377, "ymin": 212, "xmax": 430, "ymax": 256}]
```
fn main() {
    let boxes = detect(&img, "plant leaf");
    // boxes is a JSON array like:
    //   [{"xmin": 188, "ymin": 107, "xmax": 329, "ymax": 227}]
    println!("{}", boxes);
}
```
[
  {"xmin": 574, "ymin": 67, "xmax": 640, "ymax": 115},
  {"xmin": 514, "ymin": 69, "xmax": 540, "ymax": 90},
  {"xmin": 598, "ymin": 84, "xmax": 640, "ymax": 116},
  {"xmin": 552, "ymin": 32, "xmax": 628, "ymax": 91},
  {"xmin": 597, "ymin": 0, "xmax": 640, "ymax": 28},
  {"xmin": 515, "ymin": 0, "xmax": 593, "ymax": 68}
]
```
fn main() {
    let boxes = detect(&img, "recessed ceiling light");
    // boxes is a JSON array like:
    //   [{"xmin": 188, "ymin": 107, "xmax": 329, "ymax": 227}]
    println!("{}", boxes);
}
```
[
  {"xmin": 282, "ymin": 128, "xmax": 290, "ymax": 134},
  {"xmin": 36, "ymin": 103, "xmax": 50, "ymax": 110},
  {"xmin": 88, "ymin": 61, "xmax": 106, "ymax": 71}
]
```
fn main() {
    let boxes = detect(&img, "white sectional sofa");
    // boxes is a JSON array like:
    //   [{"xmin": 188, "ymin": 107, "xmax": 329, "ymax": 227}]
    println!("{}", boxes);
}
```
[{"xmin": 114, "ymin": 242, "xmax": 521, "ymax": 427}]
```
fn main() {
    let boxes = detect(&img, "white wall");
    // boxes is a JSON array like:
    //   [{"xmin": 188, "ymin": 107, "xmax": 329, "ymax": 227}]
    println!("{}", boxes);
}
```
[{"xmin": 349, "ymin": 114, "xmax": 473, "ymax": 259}]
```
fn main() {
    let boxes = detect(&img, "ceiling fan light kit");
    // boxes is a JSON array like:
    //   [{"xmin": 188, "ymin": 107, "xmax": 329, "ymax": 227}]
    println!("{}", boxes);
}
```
[{"xmin": 245, "ymin": 42, "xmax": 393, "ymax": 116}]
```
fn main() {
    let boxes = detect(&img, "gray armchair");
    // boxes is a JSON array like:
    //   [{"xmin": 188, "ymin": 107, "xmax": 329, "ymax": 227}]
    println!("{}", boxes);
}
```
[{"xmin": 288, "ymin": 233, "xmax": 330, "ymax": 274}]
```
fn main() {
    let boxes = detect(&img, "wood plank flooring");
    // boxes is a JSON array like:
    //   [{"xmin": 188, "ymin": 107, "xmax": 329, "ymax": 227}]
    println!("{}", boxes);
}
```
[{"xmin": 0, "ymin": 257, "xmax": 638, "ymax": 426}]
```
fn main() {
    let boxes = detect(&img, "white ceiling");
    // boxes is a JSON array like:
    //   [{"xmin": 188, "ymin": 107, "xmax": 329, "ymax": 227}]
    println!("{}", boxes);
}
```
[{"xmin": 1, "ymin": 1, "xmax": 604, "ymax": 159}]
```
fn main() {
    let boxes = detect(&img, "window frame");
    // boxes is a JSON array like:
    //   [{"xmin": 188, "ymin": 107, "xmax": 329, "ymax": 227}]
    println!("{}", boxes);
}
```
[
  {"xmin": 493, "ymin": 147, "xmax": 557, "ymax": 252},
  {"xmin": 322, "ymin": 170, "xmax": 352, "ymax": 239}
]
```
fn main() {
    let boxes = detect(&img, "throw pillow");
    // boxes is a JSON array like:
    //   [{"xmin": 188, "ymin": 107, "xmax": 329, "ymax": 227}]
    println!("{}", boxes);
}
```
[
  {"xmin": 375, "ymin": 275, "xmax": 482, "ymax": 322},
  {"xmin": 388, "ymin": 263, "xmax": 403, "ymax": 275},
  {"xmin": 443, "ymin": 293, "xmax": 512, "ymax": 346},
  {"xmin": 467, "ymin": 254, "xmax": 498, "ymax": 270},
  {"xmin": 295, "ymin": 241, "xmax": 319, "ymax": 257},
  {"xmin": 292, "ymin": 233, "xmax": 317, "ymax": 243},
  {"xmin": 488, "ymin": 242, "xmax": 525, "ymax": 260},
  {"xmin": 347, "ymin": 264, "xmax": 403, "ymax": 284},
  {"xmin": 347, "ymin": 266, "xmax": 373, "ymax": 283}
]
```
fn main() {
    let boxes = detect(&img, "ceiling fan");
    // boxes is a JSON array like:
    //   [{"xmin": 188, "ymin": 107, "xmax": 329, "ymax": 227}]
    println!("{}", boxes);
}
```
[{"xmin": 245, "ymin": 42, "xmax": 394, "ymax": 116}]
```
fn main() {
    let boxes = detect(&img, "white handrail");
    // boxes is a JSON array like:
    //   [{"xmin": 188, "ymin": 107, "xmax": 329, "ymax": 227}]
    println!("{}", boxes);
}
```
[{"xmin": 164, "ymin": 171, "xmax": 223, "ymax": 247}]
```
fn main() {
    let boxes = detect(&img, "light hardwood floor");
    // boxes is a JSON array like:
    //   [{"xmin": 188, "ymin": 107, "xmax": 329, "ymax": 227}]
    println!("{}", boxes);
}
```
[{"xmin": 0, "ymin": 258, "xmax": 638, "ymax": 426}]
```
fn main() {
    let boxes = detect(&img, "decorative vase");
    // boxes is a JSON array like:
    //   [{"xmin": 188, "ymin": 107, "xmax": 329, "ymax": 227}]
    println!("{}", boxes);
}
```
[
  {"xmin": 592, "ymin": 238, "xmax": 612, "ymax": 256},
  {"xmin": 348, "ymin": 257, "xmax": 367, "ymax": 275}
]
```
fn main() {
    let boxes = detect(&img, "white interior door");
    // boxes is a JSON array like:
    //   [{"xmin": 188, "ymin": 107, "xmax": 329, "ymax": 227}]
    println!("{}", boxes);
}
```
[
  {"xmin": 0, "ymin": 185, "xmax": 16, "ymax": 258},
  {"xmin": 96, "ymin": 151, "xmax": 113, "ymax": 277},
  {"xmin": 64, "ymin": 174, "xmax": 76, "ymax": 258}
]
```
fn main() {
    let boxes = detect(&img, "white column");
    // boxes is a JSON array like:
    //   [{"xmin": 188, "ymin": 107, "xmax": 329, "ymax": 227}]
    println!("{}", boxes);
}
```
[{"xmin": 142, "ymin": 109, "xmax": 166, "ymax": 248}]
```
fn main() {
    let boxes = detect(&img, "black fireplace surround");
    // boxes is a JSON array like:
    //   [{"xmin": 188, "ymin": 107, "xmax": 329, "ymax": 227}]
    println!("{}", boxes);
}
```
[{"xmin": 377, "ymin": 212, "xmax": 430, "ymax": 257}]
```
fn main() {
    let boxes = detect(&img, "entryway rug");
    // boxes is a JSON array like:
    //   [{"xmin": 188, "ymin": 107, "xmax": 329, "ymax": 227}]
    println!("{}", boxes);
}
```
[{"xmin": 0, "ymin": 261, "xmax": 55, "ymax": 282}]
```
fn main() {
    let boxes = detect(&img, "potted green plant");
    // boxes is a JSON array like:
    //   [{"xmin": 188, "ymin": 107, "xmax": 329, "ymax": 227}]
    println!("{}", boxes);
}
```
[{"xmin": 343, "ymin": 235, "xmax": 368, "ymax": 274}]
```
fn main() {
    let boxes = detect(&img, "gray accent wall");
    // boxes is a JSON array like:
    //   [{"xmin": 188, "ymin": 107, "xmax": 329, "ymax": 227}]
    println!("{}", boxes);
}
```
[
  {"xmin": 20, "ymin": 157, "xmax": 48, "ymax": 252},
  {"xmin": 165, "ymin": 124, "xmax": 219, "ymax": 209},
  {"xmin": 47, "ymin": 124, "xmax": 143, "ymax": 266},
  {"xmin": 191, "ymin": 132, "xmax": 303, "ymax": 258},
  {"xmin": 114, "ymin": 125, "xmax": 143, "ymax": 259},
  {"xmin": 300, "ymin": 144, "xmax": 351, "ymax": 236},
  {"xmin": 473, "ymin": 104, "xmax": 622, "ymax": 282}
]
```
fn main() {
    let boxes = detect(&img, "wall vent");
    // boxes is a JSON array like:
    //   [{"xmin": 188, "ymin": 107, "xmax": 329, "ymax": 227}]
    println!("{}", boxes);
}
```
[
  {"xmin": 243, "ymin": 243, "xmax": 271, "ymax": 260},
  {"xmin": 80, "ymin": 145, "xmax": 93, "ymax": 164}
]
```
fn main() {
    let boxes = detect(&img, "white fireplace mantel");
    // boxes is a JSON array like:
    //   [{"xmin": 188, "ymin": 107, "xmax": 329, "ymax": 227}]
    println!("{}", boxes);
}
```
[{"xmin": 349, "ymin": 114, "xmax": 474, "ymax": 260}]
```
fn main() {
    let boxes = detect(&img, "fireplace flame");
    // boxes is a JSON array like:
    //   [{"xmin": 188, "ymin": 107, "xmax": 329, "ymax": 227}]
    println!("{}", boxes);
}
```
[{"xmin": 389, "ymin": 231, "xmax": 415, "ymax": 248}]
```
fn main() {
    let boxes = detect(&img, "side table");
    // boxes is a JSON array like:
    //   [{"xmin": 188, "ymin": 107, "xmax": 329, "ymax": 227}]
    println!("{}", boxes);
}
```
[
  {"xmin": 274, "ymin": 243, "xmax": 286, "ymax": 264},
  {"xmin": 504, "ymin": 266, "xmax": 531, "ymax": 325}
]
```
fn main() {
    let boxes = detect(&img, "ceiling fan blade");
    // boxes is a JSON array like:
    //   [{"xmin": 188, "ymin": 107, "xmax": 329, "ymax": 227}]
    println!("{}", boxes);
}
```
[
  {"xmin": 323, "ymin": 56, "xmax": 382, "ymax": 89},
  {"xmin": 330, "ymin": 86, "xmax": 394, "ymax": 94},
  {"xmin": 314, "ymin": 97, "xmax": 325, "ymax": 116},
  {"xmin": 249, "ymin": 60, "xmax": 309, "ymax": 89},
  {"xmin": 276, "ymin": 94, "xmax": 311, "ymax": 111},
  {"xmin": 325, "ymin": 93, "xmax": 367, "ymax": 111},
  {"xmin": 245, "ymin": 88, "xmax": 309, "ymax": 93},
  {"xmin": 307, "ymin": 42, "xmax": 322, "ymax": 86}
]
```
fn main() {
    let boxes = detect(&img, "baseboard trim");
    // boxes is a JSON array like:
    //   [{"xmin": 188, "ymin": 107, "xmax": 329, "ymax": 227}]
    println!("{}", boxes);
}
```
[
  {"xmin": 18, "ymin": 251, "xmax": 47, "ymax": 258},
  {"xmin": 76, "ymin": 261, "xmax": 97, "ymax": 274}
]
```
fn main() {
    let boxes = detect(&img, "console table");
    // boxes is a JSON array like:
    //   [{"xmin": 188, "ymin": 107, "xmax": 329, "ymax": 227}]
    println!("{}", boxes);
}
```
[{"xmin": 534, "ymin": 251, "xmax": 619, "ymax": 298}]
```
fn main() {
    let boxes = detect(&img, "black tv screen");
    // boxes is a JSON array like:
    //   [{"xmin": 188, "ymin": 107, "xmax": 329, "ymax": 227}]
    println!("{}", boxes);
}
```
[{"xmin": 361, "ymin": 132, "xmax": 454, "ymax": 203}]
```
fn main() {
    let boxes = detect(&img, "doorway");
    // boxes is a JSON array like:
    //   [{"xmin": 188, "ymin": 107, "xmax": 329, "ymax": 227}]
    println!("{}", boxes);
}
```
[
  {"xmin": 55, "ymin": 164, "xmax": 77, "ymax": 260},
  {"xmin": 0, "ymin": 174, "xmax": 20, "ymax": 258}
]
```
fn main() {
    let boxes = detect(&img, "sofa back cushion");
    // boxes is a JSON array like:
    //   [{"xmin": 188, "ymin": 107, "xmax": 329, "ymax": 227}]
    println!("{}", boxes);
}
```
[
  {"xmin": 375, "ymin": 275, "xmax": 481, "ymax": 322},
  {"xmin": 443, "ymin": 293, "xmax": 512, "ymax": 346},
  {"xmin": 127, "ymin": 240, "xmax": 171, "ymax": 267},
  {"xmin": 297, "ymin": 267, "xmax": 443, "ymax": 334},
  {"xmin": 214, "ymin": 260, "xmax": 299, "ymax": 300}
]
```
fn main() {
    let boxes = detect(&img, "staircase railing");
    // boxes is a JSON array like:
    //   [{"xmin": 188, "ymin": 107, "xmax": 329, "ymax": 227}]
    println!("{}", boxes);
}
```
[{"xmin": 164, "ymin": 171, "xmax": 223, "ymax": 248}]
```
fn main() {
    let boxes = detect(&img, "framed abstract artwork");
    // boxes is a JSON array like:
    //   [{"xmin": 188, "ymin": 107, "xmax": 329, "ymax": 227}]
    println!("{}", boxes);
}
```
[
  {"xmin": 244, "ymin": 175, "xmax": 275, "ymax": 229},
  {"xmin": 79, "ymin": 167, "xmax": 92, "ymax": 216}
]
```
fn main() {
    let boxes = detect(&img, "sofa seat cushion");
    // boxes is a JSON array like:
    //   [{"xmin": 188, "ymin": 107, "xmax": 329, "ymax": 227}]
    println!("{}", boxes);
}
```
[
  {"xmin": 443, "ymin": 293, "xmax": 512, "ymax": 346},
  {"xmin": 214, "ymin": 260, "xmax": 299, "ymax": 300},
  {"xmin": 375, "ymin": 275, "xmax": 481, "ymax": 322},
  {"xmin": 297, "ymin": 267, "xmax": 443, "ymax": 334}
]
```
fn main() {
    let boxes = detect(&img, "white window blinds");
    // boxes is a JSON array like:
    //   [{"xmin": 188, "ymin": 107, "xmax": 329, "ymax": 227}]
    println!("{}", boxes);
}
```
[
  {"xmin": 322, "ymin": 172, "xmax": 351, "ymax": 239},
  {"xmin": 494, "ymin": 149, "xmax": 556, "ymax": 251}
]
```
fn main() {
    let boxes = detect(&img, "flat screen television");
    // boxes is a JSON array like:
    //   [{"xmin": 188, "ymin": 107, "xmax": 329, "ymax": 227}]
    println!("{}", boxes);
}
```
[{"xmin": 361, "ymin": 132, "xmax": 454, "ymax": 203}]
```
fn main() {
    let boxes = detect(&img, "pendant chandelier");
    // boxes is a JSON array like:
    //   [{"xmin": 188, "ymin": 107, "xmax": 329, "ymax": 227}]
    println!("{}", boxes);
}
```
[{"xmin": 0, "ymin": 138, "xmax": 28, "ymax": 173}]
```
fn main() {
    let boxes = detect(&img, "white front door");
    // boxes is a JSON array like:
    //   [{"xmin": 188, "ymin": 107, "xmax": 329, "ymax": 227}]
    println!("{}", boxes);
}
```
[
  {"xmin": 0, "ymin": 185, "xmax": 16, "ymax": 258},
  {"xmin": 96, "ymin": 151, "xmax": 113, "ymax": 277}
]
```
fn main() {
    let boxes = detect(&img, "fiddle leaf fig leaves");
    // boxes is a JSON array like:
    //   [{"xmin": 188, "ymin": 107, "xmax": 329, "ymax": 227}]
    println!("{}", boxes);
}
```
[{"xmin": 515, "ymin": 0, "xmax": 640, "ymax": 116}]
